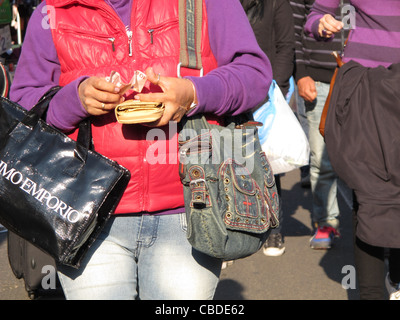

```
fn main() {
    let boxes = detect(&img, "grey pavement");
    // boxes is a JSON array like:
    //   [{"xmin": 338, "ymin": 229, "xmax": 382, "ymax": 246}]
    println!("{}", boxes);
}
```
[{"xmin": 0, "ymin": 169, "xmax": 359, "ymax": 300}]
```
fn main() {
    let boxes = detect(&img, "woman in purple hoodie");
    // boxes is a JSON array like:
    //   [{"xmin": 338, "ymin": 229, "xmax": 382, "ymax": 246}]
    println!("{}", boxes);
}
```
[
  {"xmin": 305, "ymin": 0, "xmax": 400, "ymax": 300},
  {"xmin": 9, "ymin": 0, "xmax": 272, "ymax": 300}
]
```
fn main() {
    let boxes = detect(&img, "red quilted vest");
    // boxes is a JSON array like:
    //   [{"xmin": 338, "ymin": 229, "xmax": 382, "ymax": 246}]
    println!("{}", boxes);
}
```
[{"xmin": 46, "ymin": 0, "xmax": 218, "ymax": 214}]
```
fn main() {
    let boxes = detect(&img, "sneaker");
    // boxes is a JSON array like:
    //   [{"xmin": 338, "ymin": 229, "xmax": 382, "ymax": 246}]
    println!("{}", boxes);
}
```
[
  {"xmin": 309, "ymin": 226, "xmax": 339, "ymax": 249},
  {"xmin": 263, "ymin": 233, "xmax": 285, "ymax": 256},
  {"xmin": 221, "ymin": 260, "xmax": 234, "ymax": 270},
  {"xmin": 0, "ymin": 223, "xmax": 7, "ymax": 234},
  {"xmin": 385, "ymin": 273, "xmax": 400, "ymax": 300}
]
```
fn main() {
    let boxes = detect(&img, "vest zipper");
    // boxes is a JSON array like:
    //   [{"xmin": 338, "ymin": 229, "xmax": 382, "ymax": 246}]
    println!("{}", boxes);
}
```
[
  {"xmin": 146, "ymin": 18, "xmax": 179, "ymax": 46},
  {"xmin": 126, "ymin": 28, "xmax": 133, "ymax": 56},
  {"xmin": 77, "ymin": 1, "xmax": 135, "ymax": 58},
  {"xmin": 148, "ymin": 29, "xmax": 154, "ymax": 44},
  {"xmin": 108, "ymin": 37, "xmax": 115, "ymax": 52}
]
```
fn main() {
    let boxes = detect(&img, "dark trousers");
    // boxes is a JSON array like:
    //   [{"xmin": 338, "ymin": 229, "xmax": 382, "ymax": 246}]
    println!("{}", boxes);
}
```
[
  {"xmin": 353, "ymin": 197, "xmax": 400, "ymax": 299},
  {"xmin": 270, "ymin": 175, "xmax": 282, "ymax": 235}
]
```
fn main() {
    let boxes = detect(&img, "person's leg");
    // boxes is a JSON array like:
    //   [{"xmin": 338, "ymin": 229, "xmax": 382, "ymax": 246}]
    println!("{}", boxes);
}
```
[
  {"xmin": 295, "ymin": 85, "xmax": 311, "ymax": 188},
  {"xmin": 306, "ymin": 82, "xmax": 339, "ymax": 230},
  {"xmin": 354, "ymin": 237, "xmax": 385, "ymax": 300},
  {"xmin": 57, "ymin": 216, "xmax": 139, "ymax": 300},
  {"xmin": 353, "ymin": 208, "xmax": 385, "ymax": 300},
  {"xmin": 263, "ymin": 175, "xmax": 285, "ymax": 256},
  {"xmin": 137, "ymin": 213, "xmax": 222, "ymax": 300},
  {"xmin": 386, "ymin": 248, "xmax": 400, "ymax": 299},
  {"xmin": 388, "ymin": 248, "xmax": 400, "ymax": 284}
]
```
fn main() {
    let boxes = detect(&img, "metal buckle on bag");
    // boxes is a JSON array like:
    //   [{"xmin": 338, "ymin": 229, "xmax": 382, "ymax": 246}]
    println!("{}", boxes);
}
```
[
  {"xmin": 177, "ymin": 62, "xmax": 204, "ymax": 78},
  {"xmin": 190, "ymin": 178, "xmax": 207, "ymax": 189}
]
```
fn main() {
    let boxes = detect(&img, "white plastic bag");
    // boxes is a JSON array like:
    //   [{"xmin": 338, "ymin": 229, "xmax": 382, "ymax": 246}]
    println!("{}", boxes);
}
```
[{"xmin": 253, "ymin": 80, "xmax": 309, "ymax": 174}]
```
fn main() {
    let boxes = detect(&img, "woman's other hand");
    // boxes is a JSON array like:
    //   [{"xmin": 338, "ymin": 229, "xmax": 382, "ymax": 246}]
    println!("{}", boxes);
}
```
[
  {"xmin": 78, "ymin": 76, "xmax": 125, "ymax": 116},
  {"xmin": 134, "ymin": 67, "xmax": 196, "ymax": 126}
]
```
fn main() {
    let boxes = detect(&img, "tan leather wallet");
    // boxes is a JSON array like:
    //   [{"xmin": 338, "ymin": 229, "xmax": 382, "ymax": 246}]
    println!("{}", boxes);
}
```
[{"xmin": 115, "ymin": 100, "xmax": 165, "ymax": 124}]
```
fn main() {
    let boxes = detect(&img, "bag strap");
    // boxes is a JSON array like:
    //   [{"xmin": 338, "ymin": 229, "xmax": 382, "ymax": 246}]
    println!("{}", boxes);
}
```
[
  {"xmin": 23, "ymin": 86, "xmax": 62, "ymax": 127},
  {"xmin": 178, "ymin": 0, "xmax": 203, "ymax": 77},
  {"xmin": 23, "ymin": 87, "xmax": 93, "ymax": 162},
  {"xmin": 178, "ymin": 0, "xmax": 257, "ymax": 131},
  {"xmin": 178, "ymin": 0, "xmax": 205, "ymax": 130},
  {"xmin": 335, "ymin": 29, "xmax": 350, "ymax": 66}
]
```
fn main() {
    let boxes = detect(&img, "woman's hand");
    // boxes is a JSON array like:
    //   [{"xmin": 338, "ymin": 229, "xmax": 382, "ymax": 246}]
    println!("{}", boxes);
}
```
[
  {"xmin": 318, "ymin": 14, "xmax": 343, "ymax": 38},
  {"xmin": 78, "ymin": 76, "xmax": 125, "ymax": 116},
  {"xmin": 134, "ymin": 67, "xmax": 196, "ymax": 126}
]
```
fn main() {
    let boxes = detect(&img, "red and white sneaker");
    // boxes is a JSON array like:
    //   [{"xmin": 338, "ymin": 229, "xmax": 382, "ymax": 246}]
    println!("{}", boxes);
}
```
[{"xmin": 310, "ymin": 226, "xmax": 340, "ymax": 249}]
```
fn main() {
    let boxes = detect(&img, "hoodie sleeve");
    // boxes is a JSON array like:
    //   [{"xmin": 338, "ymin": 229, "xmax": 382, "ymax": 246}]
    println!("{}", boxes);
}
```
[
  {"xmin": 9, "ymin": 1, "xmax": 89, "ymax": 132},
  {"xmin": 187, "ymin": 0, "xmax": 273, "ymax": 116}
]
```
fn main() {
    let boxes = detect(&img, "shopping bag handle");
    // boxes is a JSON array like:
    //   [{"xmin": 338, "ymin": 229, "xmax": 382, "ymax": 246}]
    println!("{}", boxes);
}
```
[
  {"xmin": 21, "ymin": 86, "xmax": 92, "ymax": 173},
  {"xmin": 22, "ymin": 86, "xmax": 62, "ymax": 128}
]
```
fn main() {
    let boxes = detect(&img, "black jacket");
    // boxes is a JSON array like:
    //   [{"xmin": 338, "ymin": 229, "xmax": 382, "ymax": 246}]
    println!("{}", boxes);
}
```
[
  {"xmin": 325, "ymin": 61, "xmax": 400, "ymax": 248},
  {"xmin": 241, "ymin": 0, "xmax": 295, "ymax": 97}
]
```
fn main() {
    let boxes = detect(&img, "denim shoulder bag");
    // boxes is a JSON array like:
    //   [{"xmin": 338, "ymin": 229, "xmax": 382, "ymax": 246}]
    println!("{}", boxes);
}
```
[
  {"xmin": 177, "ymin": 0, "xmax": 279, "ymax": 260},
  {"xmin": 179, "ymin": 114, "xmax": 280, "ymax": 260}
]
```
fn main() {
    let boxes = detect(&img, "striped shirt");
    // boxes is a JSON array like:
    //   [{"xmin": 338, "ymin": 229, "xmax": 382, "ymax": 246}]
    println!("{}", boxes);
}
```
[
  {"xmin": 290, "ymin": 0, "xmax": 346, "ymax": 83},
  {"xmin": 306, "ymin": 0, "xmax": 400, "ymax": 68}
]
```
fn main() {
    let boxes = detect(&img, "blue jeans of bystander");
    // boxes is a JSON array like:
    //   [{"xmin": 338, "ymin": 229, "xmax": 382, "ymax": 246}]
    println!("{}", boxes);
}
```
[{"xmin": 299, "ymin": 81, "xmax": 340, "ymax": 229}]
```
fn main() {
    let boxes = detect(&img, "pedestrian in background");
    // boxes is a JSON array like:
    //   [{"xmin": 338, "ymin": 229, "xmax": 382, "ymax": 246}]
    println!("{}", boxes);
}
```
[
  {"xmin": 241, "ymin": 0, "xmax": 295, "ymax": 257},
  {"xmin": 306, "ymin": 0, "xmax": 400, "ymax": 300},
  {"xmin": 290, "ymin": 0, "xmax": 344, "ymax": 250}
]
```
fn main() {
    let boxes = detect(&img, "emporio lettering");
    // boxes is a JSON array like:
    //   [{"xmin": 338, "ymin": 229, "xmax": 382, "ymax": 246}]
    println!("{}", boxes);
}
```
[{"xmin": 0, "ymin": 160, "xmax": 84, "ymax": 223}]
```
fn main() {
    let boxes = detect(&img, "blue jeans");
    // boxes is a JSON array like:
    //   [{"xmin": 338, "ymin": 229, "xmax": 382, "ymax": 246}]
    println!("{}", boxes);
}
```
[
  {"xmin": 297, "ymin": 81, "xmax": 339, "ymax": 229},
  {"xmin": 57, "ymin": 213, "xmax": 222, "ymax": 300}
]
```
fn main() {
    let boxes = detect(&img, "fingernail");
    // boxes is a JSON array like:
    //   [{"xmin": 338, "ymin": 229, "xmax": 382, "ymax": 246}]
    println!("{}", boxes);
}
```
[{"xmin": 114, "ymin": 87, "xmax": 120, "ymax": 93}]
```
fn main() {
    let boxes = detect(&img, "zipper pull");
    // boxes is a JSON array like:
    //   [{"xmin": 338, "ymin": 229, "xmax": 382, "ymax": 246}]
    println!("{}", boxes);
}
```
[
  {"xmin": 148, "ymin": 29, "xmax": 154, "ymax": 44},
  {"xmin": 108, "ymin": 37, "xmax": 115, "ymax": 52},
  {"xmin": 126, "ymin": 29, "xmax": 133, "ymax": 56}
]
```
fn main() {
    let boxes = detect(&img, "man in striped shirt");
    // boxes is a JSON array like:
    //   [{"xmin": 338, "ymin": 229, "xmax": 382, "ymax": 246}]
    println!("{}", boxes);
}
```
[{"xmin": 290, "ymin": 0, "xmax": 347, "ymax": 250}]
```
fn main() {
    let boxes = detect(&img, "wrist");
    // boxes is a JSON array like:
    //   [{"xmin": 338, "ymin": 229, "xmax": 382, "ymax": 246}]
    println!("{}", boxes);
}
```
[{"xmin": 185, "ymin": 79, "xmax": 198, "ymax": 114}]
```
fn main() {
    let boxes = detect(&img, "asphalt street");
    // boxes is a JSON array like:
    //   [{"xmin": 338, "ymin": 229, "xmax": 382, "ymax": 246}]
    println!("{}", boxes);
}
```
[{"xmin": 0, "ymin": 168, "xmax": 360, "ymax": 300}]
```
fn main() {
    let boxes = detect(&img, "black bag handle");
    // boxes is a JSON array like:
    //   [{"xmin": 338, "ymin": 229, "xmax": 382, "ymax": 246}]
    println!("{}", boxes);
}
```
[
  {"xmin": 21, "ymin": 86, "xmax": 91, "ymax": 166},
  {"xmin": 21, "ymin": 86, "xmax": 61, "ymax": 128}
]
